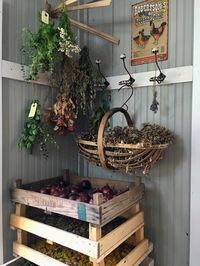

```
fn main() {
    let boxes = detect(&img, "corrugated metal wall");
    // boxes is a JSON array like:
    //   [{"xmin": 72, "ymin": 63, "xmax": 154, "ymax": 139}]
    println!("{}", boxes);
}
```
[
  {"xmin": 1, "ymin": 0, "xmax": 194, "ymax": 265},
  {"xmin": 2, "ymin": 0, "xmax": 78, "ymax": 261},
  {"xmin": 79, "ymin": 1, "xmax": 193, "ymax": 266}
]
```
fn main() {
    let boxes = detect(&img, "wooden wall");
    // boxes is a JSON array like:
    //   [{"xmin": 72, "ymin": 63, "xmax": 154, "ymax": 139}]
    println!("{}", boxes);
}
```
[
  {"xmin": 2, "ymin": 0, "xmax": 78, "ymax": 261},
  {"xmin": 78, "ymin": 1, "xmax": 193, "ymax": 266}
]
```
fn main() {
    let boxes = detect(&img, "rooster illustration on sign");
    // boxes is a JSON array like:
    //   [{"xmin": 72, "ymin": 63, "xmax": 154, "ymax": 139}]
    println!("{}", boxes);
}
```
[
  {"xmin": 134, "ymin": 29, "xmax": 151, "ymax": 48},
  {"xmin": 133, "ymin": 21, "xmax": 167, "ymax": 48},
  {"xmin": 150, "ymin": 20, "xmax": 167, "ymax": 45}
]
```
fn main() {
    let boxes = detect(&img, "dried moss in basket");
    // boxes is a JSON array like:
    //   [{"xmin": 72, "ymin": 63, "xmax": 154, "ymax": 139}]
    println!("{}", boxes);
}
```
[
  {"xmin": 141, "ymin": 123, "xmax": 175, "ymax": 145},
  {"xmin": 80, "ymin": 124, "xmax": 174, "ymax": 146}
]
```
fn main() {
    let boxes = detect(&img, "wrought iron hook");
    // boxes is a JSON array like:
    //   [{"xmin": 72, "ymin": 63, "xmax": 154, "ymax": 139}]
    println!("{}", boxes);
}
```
[
  {"xmin": 118, "ymin": 54, "xmax": 135, "ymax": 111},
  {"xmin": 119, "ymin": 54, "xmax": 135, "ymax": 86},
  {"xmin": 96, "ymin": 59, "xmax": 110, "ymax": 89},
  {"xmin": 149, "ymin": 48, "xmax": 166, "ymax": 84}
]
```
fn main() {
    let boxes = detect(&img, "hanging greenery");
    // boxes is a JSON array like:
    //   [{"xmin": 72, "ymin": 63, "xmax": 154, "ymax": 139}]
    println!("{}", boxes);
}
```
[
  {"xmin": 22, "ymin": 10, "xmax": 81, "ymax": 80},
  {"xmin": 71, "ymin": 46, "xmax": 98, "ymax": 115},
  {"xmin": 18, "ymin": 100, "xmax": 57, "ymax": 159}
]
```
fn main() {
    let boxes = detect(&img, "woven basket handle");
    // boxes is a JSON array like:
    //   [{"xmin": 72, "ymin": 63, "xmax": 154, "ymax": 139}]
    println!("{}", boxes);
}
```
[{"xmin": 97, "ymin": 107, "xmax": 134, "ymax": 169}]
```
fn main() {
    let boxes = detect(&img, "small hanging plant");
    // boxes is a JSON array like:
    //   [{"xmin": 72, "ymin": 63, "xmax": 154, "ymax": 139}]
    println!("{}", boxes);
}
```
[
  {"xmin": 18, "ymin": 100, "xmax": 57, "ymax": 159},
  {"xmin": 22, "ymin": 10, "xmax": 80, "ymax": 80}
]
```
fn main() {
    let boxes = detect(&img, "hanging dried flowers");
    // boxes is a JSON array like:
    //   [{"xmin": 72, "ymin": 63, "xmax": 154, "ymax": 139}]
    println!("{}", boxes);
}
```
[
  {"xmin": 51, "ymin": 94, "xmax": 77, "ymax": 134},
  {"xmin": 58, "ymin": 27, "xmax": 81, "ymax": 57}
]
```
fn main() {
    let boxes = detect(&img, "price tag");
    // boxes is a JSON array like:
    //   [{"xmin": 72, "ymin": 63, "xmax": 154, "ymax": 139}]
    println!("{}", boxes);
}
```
[
  {"xmin": 41, "ymin": 11, "xmax": 49, "ymax": 24},
  {"xmin": 28, "ymin": 103, "xmax": 37, "ymax": 118}
]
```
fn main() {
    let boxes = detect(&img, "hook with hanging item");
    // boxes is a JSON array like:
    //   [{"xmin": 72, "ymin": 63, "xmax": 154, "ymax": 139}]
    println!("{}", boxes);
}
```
[
  {"xmin": 118, "ymin": 54, "xmax": 135, "ymax": 111},
  {"xmin": 149, "ymin": 48, "xmax": 166, "ymax": 84},
  {"xmin": 95, "ymin": 59, "xmax": 110, "ymax": 89}
]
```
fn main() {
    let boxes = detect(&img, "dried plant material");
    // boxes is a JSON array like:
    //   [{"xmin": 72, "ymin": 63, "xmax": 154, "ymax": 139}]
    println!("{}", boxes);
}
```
[{"xmin": 51, "ymin": 94, "xmax": 77, "ymax": 134}]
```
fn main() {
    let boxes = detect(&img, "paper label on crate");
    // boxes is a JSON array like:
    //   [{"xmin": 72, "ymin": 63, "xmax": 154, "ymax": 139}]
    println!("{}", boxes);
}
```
[
  {"xmin": 77, "ymin": 203, "xmax": 87, "ymax": 221},
  {"xmin": 28, "ymin": 103, "xmax": 37, "ymax": 118},
  {"xmin": 41, "ymin": 11, "xmax": 49, "ymax": 24}
]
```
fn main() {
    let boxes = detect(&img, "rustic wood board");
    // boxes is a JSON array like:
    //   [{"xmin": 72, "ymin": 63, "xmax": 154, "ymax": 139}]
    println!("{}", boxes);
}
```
[
  {"xmin": 13, "ymin": 242, "xmax": 67, "ymax": 266},
  {"xmin": 140, "ymin": 257, "xmax": 154, "ymax": 266},
  {"xmin": 11, "ymin": 172, "xmax": 144, "ymax": 226},
  {"xmin": 2, "ymin": 257, "xmax": 24, "ymax": 266},
  {"xmin": 116, "ymin": 239, "xmax": 149, "ymax": 266},
  {"xmin": 12, "ymin": 189, "xmax": 101, "ymax": 224},
  {"xmin": 11, "ymin": 214, "xmax": 98, "ymax": 258},
  {"xmin": 101, "ymin": 184, "xmax": 144, "ymax": 225},
  {"xmin": 98, "ymin": 212, "xmax": 144, "ymax": 259}
]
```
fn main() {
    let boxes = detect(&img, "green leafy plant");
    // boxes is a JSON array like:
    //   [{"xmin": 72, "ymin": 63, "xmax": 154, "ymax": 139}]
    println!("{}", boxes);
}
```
[
  {"xmin": 18, "ymin": 100, "xmax": 57, "ymax": 159},
  {"xmin": 22, "ymin": 11, "xmax": 80, "ymax": 80}
]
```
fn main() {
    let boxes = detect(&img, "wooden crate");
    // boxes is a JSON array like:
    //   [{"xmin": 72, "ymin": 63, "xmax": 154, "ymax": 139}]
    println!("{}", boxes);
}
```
[
  {"xmin": 11, "ymin": 208, "xmax": 145, "ymax": 259},
  {"xmin": 11, "ymin": 170, "xmax": 144, "ymax": 226},
  {"xmin": 11, "ymin": 202, "xmax": 151, "ymax": 266},
  {"xmin": 10, "ymin": 171, "xmax": 152, "ymax": 266}
]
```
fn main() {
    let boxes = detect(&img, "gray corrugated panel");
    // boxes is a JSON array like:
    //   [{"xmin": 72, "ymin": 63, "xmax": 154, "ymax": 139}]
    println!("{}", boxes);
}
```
[
  {"xmin": 79, "ymin": 1, "xmax": 193, "ymax": 265},
  {"xmin": 2, "ymin": 0, "xmax": 78, "ymax": 261}
]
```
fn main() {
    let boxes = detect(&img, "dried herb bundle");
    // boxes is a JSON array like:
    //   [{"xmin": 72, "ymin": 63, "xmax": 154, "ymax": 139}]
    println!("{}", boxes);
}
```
[{"xmin": 71, "ymin": 46, "xmax": 97, "ymax": 115}]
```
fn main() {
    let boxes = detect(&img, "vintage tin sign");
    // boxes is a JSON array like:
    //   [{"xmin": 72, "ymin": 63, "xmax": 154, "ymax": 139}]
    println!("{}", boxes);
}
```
[{"xmin": 131, "ymin": 0, "xmax": 168, "ymax": 65}]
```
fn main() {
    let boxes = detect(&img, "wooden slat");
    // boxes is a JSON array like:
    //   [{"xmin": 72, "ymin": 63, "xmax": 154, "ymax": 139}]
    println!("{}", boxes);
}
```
[
  {"xmin": 115, "ymin": 239, "xmax": 149, "ymax": 266},
  {"xmin": 15, "ymin": 204, "xmax": 27, "ymax": 245},
  {"xmin": 12, "ymin": 189, "xmax": 101, "ymax": 224},
  {"xmin": 140, "ymin": 257, "xmax": 154, "ymax": 266},
  {"xmin": 67, "ymin": 0, "xmax": 112, "ymax": 12},
  {"xmin": 89, "ymin": 193, "xmax": 105, "ymax": 266},
  {"xmin": 53, "ymin": 0, "xmax": 78, "ymax": 13},
  {"xmin": 70, "ymin": 18, "xmax": 120, "ymax": 45},
  {"xmin": 13, "ymin": 242, "xmax": 67, "ymax": 266},
  {"xmin": 101, "ymin": 184, "xmax": 144, "ymax": 226},
  {"xmin": 133, "ymin": 242, "xmax": 153, "ymax": 266},
  {"xmin": 98, "ymin": 212, "xmax": 144, "ymax": 259},
  {"xmin": 2, "ymin": 257, "xmax": 24, "ymax": 266},
  {"xmin": 11, "ymin": 214, "xmax": 98, "ymax": 258}
]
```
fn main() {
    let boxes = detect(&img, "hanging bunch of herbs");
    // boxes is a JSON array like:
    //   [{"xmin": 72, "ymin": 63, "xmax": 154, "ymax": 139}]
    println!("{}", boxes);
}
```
[
  {"xmin": 71, "ymin": 46, "xmax": 98, "ymax": 115},
  {"xmin": 18, "ymin": 100, "xmax": 57, "ymax": 159},
  {"xmin": 22, "ymin": 10, "xmax": 80, "ymax": 80}
]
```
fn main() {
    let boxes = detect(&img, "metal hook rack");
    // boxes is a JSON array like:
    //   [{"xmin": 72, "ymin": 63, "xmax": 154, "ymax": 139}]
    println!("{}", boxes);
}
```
[
  {"xmin": 149, "ymin": 48, "xmax": 166, "ymax": 84},
  {"xmin": 118, "ymin": 54, "xmax": 135, "ymax": 110},
  {"xmin": 96, "ymin": 59, "xmax": 110, "ymax": 89}
]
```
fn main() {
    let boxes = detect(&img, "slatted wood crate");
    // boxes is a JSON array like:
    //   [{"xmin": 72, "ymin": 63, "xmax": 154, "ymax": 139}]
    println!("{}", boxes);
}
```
[
  {"xmin": 11, "ymin": 170, "xmax": 144, "ymax": 226},
  {"xmin": 10, "ymin": 171, "xmax": 152, "ymax": 266}
]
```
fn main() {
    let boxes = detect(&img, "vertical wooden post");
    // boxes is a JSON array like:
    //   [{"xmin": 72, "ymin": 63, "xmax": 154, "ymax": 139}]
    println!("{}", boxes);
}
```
[
  {"xmin": 89, "ymin": 193, "xmax": 105, "ymax": 266},
  {"xmin": 13, "ymin": 180, "xmax": 27, "ymax": 246},
  {"xmin": 15, "ymin": 204, "xmax": 27, "ymax": 245}
]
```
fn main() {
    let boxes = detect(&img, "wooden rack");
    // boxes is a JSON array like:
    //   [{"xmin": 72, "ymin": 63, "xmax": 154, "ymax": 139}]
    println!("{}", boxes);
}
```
[{"xmin": 10, "ymin": 171, "xmax": 154, "ymax": 266}]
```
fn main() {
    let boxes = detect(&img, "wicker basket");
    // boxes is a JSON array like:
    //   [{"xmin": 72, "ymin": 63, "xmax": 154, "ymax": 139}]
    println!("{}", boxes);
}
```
[{"xmin": 77, "ymin": 108, "xmax": 169, "ymax": 174}]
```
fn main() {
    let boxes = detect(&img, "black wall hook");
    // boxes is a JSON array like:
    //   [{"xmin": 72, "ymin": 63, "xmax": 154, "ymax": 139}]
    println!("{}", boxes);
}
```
[
  {"xmin": 118, "ymin": 54, "xmax": 135, "ymax": 111},
  {"xmin": 119, "ymin": 54, "xmax": 135, "ymax": 86},
  {"xmin": 96, "ymin": 59, "xmax": 110, "ymax": 89},
  {"xmin": 149, "ymin": 48, "xmax": 166, "ymax": 84}
]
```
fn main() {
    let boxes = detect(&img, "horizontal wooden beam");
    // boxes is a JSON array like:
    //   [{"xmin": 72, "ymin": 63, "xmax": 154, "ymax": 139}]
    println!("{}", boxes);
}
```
[
  {"xmin": 11, "ymin": 214, "xmax": 98, "ymax": 258},
  {"xmin": 67, "ymin": 0, "xmax": 112, "ymax": 12},
  {"xmin": 53, "ymin": 0, "xmax": 78, "ymax": 14},
  {"xmin": 53, "ymin": 0, "xmax": 111, "ymax": 14},
  {"xmin": 2, "ymin": 60, "xmax": 50, "ymax": 86},
  {"xmin": 107, "ymin": 65, "xmax": 193, "ymax": 89},
  {"xmin": 2, "ymin": 60, "xmax": 193, "ymax": 89},
  {"xmin": 70, "ymin": 18, "xmax": 120, "ymax": 45},
  {"xmin": 13, "ymin": 242, "xmax": 67, "ymax": 266}
]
